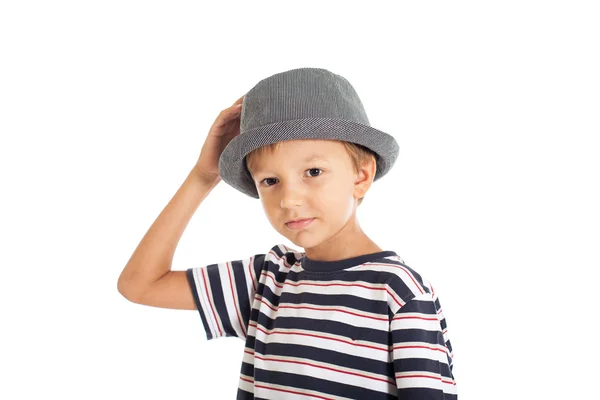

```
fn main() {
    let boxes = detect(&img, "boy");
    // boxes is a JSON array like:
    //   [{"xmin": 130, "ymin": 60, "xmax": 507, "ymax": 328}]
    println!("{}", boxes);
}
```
[{"xmin": 118, "ymin": 67, "xmax": 457, "ymax": 399}]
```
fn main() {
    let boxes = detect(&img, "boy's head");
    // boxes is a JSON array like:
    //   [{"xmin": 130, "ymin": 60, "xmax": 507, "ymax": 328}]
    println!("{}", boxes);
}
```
[
  {"xmin": 218, "ymin": 67, "xmax": 399, "ymax": 207},
  {"xmin": 245, "ymin": 138, "xmax": 377, "ymax": 247}
]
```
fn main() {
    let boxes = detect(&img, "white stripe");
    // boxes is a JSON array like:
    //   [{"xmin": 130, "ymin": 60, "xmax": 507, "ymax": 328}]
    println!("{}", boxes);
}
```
[
  {"xmin": 243, "ymin": 257, "xmax": 256, "ymax": 311},
  {"xmin": 216, "ymin": 261, "xmax": 245, "ymax": 339},
  {"xmin": 391, "ymin": 312, "xmax": 442, "ymax": 331},
  {"xmin": 392, "ymin": 341, "xmax": 449, "ymax": 363},
  {"xmin": 253, "ymin": 352, "xmax": 397, "ymax": 395},
  {"xmin": 193, "ymin": 267, "xmax": 219, "ymax": 338},
  {"xmin": 262, "ymin": 270, "xmax": 389, "ymax": 302},
  {"xmin": 259, "ymin": 300, "xmax": 388, "ymax": 332},
  {"xmin": 396, "ymin": 372, "xmax": 457, "ymax": 394},
  {"xmin": 253, "ymin": 326, "xmax": 388, "ymax": 363},
  {"xmin": 237, "ymin": 374, "xmax": 254, "ymax": 395}
]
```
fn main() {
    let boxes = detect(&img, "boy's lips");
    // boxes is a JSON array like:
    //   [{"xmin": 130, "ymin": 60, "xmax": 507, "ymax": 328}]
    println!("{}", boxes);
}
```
[{"xmin": 285, "ymin": 218, "xmax": 315, "ymax": 230}]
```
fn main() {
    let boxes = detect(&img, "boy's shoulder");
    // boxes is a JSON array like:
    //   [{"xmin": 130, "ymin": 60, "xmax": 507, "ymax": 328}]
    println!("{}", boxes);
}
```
[
  {"xmin": 379, "ymin": 255, "xmax": 436, "ymax": 313},
  {"xmin": 253, "ymin": 243, "xmax": 304, "ymax": 268}
]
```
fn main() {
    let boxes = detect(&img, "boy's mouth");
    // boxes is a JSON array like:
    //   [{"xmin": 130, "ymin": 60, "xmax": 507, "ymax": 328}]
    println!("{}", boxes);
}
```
[{"xmin": 285, "ymin": 218, "xmax": 315, "ymax": 230}]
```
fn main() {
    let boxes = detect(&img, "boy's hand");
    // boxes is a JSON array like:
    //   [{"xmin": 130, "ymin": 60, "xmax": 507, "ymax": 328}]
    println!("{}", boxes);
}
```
[{"xmin": 193, "ymin": 95, "xmax": 244, "ymax": 183}]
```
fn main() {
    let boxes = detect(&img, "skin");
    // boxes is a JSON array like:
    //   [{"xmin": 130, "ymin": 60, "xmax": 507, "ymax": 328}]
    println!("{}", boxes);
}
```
[{"xmin": 247, "ymin": 139, "xmax": 384, "ymax": 261}]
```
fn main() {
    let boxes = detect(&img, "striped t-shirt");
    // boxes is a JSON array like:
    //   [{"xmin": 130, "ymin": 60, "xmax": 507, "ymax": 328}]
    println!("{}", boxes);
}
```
[{"xmin": 186, "ymin": 243, "xmax": 457, "ymax": 399}]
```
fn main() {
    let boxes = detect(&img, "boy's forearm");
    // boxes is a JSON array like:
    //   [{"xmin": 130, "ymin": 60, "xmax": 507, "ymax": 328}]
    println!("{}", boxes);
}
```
[{"xmin": 117, "ymin": 167, "xmax": 220, "ymax": 299}]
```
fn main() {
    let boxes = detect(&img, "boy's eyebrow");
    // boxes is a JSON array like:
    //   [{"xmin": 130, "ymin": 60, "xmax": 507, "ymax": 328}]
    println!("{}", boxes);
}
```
[
  {"xmin": 304, "ymin": 155, "xmax": 329, "ymax": 162},
  {"xmin": 253, "ymin": 154, "xmax": 329, "ymax": 174}
]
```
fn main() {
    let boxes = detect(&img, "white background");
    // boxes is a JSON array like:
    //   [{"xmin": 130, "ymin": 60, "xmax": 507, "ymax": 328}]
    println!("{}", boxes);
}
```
[{"xmin": 1, "ymin": 1, "xmax": 598, "ymax": 399}]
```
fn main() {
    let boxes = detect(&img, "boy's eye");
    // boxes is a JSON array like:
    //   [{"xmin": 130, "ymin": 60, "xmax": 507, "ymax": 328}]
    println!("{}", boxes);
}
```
[
  {"xmin": 307, "ymin": 168, "xmax": 322, "ymax": 177},
  {"xmin": 260, "ymin": 168, "xmax": 323, "ymax": 187}
]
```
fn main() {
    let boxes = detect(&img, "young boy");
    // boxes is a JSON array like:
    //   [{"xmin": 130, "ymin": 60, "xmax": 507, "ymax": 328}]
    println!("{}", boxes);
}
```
[{"xmin": 117, "ymin": 67, "xmax": 457, "ymax": 399}]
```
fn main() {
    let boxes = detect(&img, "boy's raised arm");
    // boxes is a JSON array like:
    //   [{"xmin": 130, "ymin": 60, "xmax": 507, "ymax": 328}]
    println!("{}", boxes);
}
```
[
  {"xmin": 116, "ymin": 95, "xmax": 245, "ymax": 310},
  {"xmin": 117, "ymin": 169, "xmax": 219, "ymax": 309}
]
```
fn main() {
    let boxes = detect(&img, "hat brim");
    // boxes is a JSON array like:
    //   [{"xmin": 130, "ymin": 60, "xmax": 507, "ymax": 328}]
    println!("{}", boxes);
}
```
[{"xmin": 219, "ymin": 117, "xmax": 399, "ymax": 199}]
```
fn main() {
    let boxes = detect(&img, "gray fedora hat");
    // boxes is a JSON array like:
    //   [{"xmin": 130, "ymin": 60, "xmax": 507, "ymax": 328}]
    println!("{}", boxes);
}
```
[{"xmin": 218, "ymin": 67, "xmax": 399, "ymax": 199}]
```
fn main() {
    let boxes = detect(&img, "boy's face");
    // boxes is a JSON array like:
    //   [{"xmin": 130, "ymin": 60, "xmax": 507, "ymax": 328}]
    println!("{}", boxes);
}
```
[{"xmin": 247, "ymin": 139, "xmax": 375, "ymax": 252}]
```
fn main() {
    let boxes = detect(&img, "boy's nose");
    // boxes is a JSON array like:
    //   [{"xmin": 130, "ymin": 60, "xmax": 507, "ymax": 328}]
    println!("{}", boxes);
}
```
[
  {"xmin": 280, "ymin": 186, "xmax": 304, "ymax": 208},
  {"xmin": 280, "ymin": 197, "xmax": 303, "ymax": 208},
  {"xmin": 276, "ymin": 179, "xmax": 310, "ymax": 209}
]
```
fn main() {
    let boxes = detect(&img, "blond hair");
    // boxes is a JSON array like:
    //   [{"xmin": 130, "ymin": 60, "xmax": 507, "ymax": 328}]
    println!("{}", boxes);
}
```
[{"xmin": 246, "ymin": 140, "xmax": 377, "ymax": 206}]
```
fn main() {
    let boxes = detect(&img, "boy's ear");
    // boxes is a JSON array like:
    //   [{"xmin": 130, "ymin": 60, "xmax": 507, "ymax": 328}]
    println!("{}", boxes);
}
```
[{"xmin": 353, "ymin": 156, "xmax": 377, "ymax": 199}]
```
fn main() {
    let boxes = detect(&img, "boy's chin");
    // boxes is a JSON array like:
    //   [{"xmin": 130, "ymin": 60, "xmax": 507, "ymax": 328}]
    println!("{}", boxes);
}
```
[{"xmin": 285, "ymin": 234, "xmax": 320, "ymax": 250}]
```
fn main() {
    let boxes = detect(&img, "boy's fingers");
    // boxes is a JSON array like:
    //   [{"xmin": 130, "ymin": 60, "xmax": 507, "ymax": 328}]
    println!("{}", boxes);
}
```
[
  {"xmin": 232, "ymin": 95, "xmax": 245, "ymax": 106},
  {"xmin": 214, "ymin": 105, "xmax": 241, "ymax": 126}
]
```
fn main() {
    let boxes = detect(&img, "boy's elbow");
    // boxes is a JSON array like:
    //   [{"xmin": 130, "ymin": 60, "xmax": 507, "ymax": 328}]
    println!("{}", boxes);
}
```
[
  {"xmin": 117, "ymin": 276, "xmax": 136, "ymax": 301},
  {"xmin": 117, "ymin": 279, "xmax": 128, "ymax": 299}
]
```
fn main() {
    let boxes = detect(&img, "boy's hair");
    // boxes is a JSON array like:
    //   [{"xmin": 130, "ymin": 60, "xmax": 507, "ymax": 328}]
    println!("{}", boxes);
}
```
[{"xmin": 246, "ymin": 141, "xmax": 377, "ymax": 206}]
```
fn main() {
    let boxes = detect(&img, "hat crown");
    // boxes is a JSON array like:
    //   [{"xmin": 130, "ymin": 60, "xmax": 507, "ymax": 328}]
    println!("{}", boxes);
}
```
[{"xmin": 241, "ymin": 68, "xmax": 371, "ymax": 133}]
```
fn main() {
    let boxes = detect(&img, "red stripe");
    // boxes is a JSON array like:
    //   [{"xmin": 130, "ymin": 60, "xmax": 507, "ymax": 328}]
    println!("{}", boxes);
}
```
[
  {"xmin": 250, "ymin": 322, "xmax": 388, "ymax": 352},
  {"xmin": 248, "ymin": 256, "xmax": 257, "ymax": 293},
  {"xmin": 387, "ymin": 288, "xmax": 404, "ymax": 308},
  {"xmin": 393, "ymin": 344, "xmax": 447, "ymax": 354},
  {"xmin": 393, "ymin": 315, "xmax": 438, "ymax": 322},
  {"xmin": 395, "ymin": 373, "xmax": 456, "ymax": 386},
  {"xmin": 374, "ymin": 259, "xmax": 424, "ymax": 295},
  {"xmin": 273, "ymin": 302, "xmax": 388, "ymax": 321},
  {"xmin": 268, "ymin": 250, "xmax": 295, "ymax": 268},
  {"xmin": 258, "ymin": 298, "xmax": 277, "ymax": 312}
]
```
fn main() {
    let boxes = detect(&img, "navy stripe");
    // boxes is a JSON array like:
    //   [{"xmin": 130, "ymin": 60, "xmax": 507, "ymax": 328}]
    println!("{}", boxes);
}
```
[
  {"xmin": 284, "ymin": 291, "xmax": 389, "ymax": 315},
  {"xmin": 254, "ymin": 311, "xmax": 389, "ymax": 345},
  {"xmin": 186, "ymin": 268, "xmax": 213, "ymax": 340},
  {"xmin": 253, "ymin": 369, "xmax": 399, "ymax": 400},
  {"xmin": 397, "ymin": 387, "xmax": 457, "ymax": 400},
  {"xmin": 398, "ymin": 297, "xmax": 438, "ymax": 314},
  {"xmin": 391, "ymin": 328, "xmax": 442, "ymax": 346},
  {"xmin": 236, "ymin": 388, "xmax": 255, "ymax": 399},
  {"xmin": 239, "ymin": 360, "xmax": 254, "ymax": 379},
  {"xmin": 394, "ymin": 357, "xmax": 453, "ymax": 378},
  {"xmin": 231, "ymin": 259, "xmax": 251, "ymax": 334},
  {"xmin": 254, "ymin": 339, "xmax": 393, "ymax": 378},
  {"xmin": 205, "ymin": 263, "xmax": 236, "ymax": 337}
]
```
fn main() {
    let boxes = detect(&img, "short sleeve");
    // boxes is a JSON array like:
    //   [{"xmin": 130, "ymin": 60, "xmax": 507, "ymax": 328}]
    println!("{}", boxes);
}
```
[
  {"xmin": 186, "ymin": 253, "xmax": 265, "ymax": 341},
  {"xmin": 390, "ymin": 291, "xmax": 457, "ymax": 399}
]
